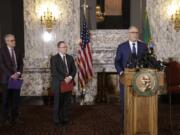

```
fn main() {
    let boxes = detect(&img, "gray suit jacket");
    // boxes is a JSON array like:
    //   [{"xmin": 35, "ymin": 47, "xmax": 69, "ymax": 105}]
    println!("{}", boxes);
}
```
[{"xmin": 0, "ymin": 46, "xmax": 23, "ymax": 84}]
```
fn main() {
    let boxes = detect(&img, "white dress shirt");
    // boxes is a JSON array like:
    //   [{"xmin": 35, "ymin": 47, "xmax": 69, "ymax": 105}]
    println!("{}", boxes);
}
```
[
  {"xmin": 59, "ymin": 53, "xmax": 69, "ymax": 73},
  {"xmin": 8, "ymin": 47, "xmax": 17, "ymax": 69},
  {"xmin": 129, "ymin": 40, "xmax": 138, "ymax": 54},
  {"xmin": 59, "ymin": 53, "xmax": 72, "ymax": 79}
]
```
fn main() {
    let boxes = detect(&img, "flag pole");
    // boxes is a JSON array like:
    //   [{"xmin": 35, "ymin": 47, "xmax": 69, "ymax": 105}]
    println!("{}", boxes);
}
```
[
  {"xmin": 79, "ymin": 0, "xmax": 88, "ymax": 106},
  {"xmin": 81, "ymin": 0, "xmax": 88, "ymax": 19},
  {"xmin": 80, "ymin": 88, "xmax": 85, "ymax": 106}
]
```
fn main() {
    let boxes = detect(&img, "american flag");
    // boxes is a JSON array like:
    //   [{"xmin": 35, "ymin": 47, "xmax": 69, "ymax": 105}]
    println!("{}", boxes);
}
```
[{"xmin": 77, "ymin": 20, "xmax": 93, "ymax": 88}]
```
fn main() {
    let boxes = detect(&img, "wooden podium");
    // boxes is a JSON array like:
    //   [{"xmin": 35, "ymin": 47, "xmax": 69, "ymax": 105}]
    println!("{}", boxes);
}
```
[{"xmin": 120, "ymin": 68, "xmax": 164, "ymax": 135}]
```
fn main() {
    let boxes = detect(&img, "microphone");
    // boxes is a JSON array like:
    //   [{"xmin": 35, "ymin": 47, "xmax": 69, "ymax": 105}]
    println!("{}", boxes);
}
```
[
  {"xmin": 126, "ymin": 52, "xmax": 139, "ymax": 69},
  {"xmin": 131, "ymin": 53, "xmax": 138, "ymax": 68},
  {"xmin": 126, "ymin": 53, "xmax": 132, "ymax": 68},
  {"xmin": 149, "ymin": 42, "xmax": 155, "ymax": 56}
]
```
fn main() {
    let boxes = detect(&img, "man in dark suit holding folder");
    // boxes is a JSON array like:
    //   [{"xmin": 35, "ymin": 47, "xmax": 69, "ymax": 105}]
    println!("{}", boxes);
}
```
[
  {"xmin": 0, "ymin": 34, "xmax": 23, "ymax": 125},
  {"xmin": 51, "ymin": 41, "xmax": 76, "ymax": 127}
]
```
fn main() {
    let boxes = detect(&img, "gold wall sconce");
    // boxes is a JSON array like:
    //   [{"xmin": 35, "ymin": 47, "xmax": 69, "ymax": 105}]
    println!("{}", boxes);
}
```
[
  {"xmin": 37, "ymin": 2, "xmax": 59, "ymax": 32},
  {"xmin": 171, "ymin": 9, "xmax": 180, "ymax": 31},
  {"xmin": 40, "ymin": 8, "xmax": 57, "ymax": 31},
  {"xmin": 96, "ymin": 5, "xmax": 104, "ymax": 22}
]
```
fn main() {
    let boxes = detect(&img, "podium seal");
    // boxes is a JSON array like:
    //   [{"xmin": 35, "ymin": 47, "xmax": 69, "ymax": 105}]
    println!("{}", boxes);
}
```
[{"xmin": 131, "ymin": 69, "xmax": 159, "ymax": 96}]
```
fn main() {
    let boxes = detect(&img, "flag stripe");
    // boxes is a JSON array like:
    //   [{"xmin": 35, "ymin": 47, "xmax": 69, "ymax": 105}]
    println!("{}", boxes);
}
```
[
  {"xmin": 78, "ymin": 72, "xmax": 85, "ymax": 88},
  {"xmin": 85, "ymin": 46, "xmax": 93, "ymax": 77},
  {"xmin": 78, "ymin": 54, "xmax": 86, "ymax": 81},
  {"xmin": 83, "ymin": 48, "xmax": 91, "ymax": 78},
  {"xmin": 77, "ymin": 20, "xmax": 93, "ymax": 88},
  {"xmin": 78, "ymin": 48, "xmax": 87, "ymax": 78}
]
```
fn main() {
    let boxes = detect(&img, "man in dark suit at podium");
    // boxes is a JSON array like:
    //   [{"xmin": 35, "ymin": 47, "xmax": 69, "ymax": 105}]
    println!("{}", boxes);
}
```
[
  {"xmin": 114, "ymin": 26, "xmax": 148, "ymax": 134},
  {"xmin": 51, "ymin": 41, "xmax": 76, "ymax": 127},
  {"xmin": 0, "ymin": 34, "xmax": 23, "ymax": 125}
]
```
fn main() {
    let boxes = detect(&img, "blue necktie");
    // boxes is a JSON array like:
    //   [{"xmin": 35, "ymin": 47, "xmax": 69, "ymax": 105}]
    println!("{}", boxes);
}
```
[{"xmin": 132, "ymin": 43, "xmax": 136, "ymax": 54}]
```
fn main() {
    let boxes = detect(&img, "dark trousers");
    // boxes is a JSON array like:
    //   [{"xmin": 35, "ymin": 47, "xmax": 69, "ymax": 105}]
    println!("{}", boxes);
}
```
[
  {"xmin": 53, "ymin": 91, "xmax": 72, "ymax": 123},
  {"xmin": 1, "ymin": 84, "xmax": 20, "ymax": 122},
  {"xmin": 120, "ymin": 82, "xmax": 124, "ymax": 132}
]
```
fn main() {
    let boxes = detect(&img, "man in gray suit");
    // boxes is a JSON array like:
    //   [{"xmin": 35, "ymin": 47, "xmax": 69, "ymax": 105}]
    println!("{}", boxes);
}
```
[
  {"xmin": 0, "ymin": 34, "xmax": 23, "ymax": 125},
  {"xmin": 51, "ymin": 41, "xmax": 76, "ymax": 127}
]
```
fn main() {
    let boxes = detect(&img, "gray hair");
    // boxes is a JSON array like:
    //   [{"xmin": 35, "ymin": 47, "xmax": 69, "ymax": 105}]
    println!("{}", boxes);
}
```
[
  {"xmin": 128, "ymin": 26, "xmax": 138, "ymax": 31},
  {"xmin": 4, "ymin": 34, "xmax": 15, "ymax": 41}
]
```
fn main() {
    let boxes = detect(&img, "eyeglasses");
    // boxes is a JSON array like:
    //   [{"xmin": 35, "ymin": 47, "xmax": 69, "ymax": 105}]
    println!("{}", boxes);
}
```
[
  {"xmin": 129, "ymin": 32, "xmax": 139, "ymax": 34},
  {"xmin": 59, "ymin": 46, "xmax": 67, "ymax": 48},
  {"xmin": 9, "ymin": 40, "xmax": 16, "ymax": 42}
]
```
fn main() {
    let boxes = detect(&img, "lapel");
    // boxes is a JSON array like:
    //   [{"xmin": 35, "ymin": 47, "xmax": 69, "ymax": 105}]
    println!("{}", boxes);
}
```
[
  {"xmin": 5, "ymin": 46, "xmax": 13, "ymax": 64},
  {"xmin": 14, "ymin": 49, "xmax": 18, "ymax": 61},
  {"xmin": 57, "ymin": 54, "xmax": 64, "ymax": 66},
  {"xmin": 57, "ymin": 54, "xmax": 66, "ymax": 73},
  {"xmin": 66, "ymin": 54, "xmax": 71, "ymax": 70},
  {"xmin": 126, "ymin": 41, "xmax": 132, "ymax": 55},
  {"xmin": 137, "ymin": 41, "xmax": 142, "ymax": 55}
]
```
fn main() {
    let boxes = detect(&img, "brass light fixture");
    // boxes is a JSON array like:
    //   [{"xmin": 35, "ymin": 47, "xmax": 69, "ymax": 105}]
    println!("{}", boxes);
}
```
[
  {"xmin": 96, "ymin": 5, "xmax": 104, "ymax": 22},
  {"xmin": 40, "ymin": 8, "xmax": 57, "ymax": 31},
  {"xmin": 171, "ymin": 9, "xmax": 180, "ymax": 31}
]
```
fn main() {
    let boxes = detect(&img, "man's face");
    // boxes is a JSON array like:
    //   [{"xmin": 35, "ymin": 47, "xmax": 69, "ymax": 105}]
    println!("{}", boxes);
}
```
[
  {"xmin": 128, "ymin": 27, "xmax": 139, "ymax": 42},
  {"xmin": 58, "ymin": 43, "xmax": 68, "ymax": 54},
  {"xmin": 5, "ymin": 36, "xmax": 16, "ymax": 48}
]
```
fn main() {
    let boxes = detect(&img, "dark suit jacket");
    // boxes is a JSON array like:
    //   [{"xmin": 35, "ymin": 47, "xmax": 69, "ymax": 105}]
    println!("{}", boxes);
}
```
[
  {"xmin": 50, "ymin": 53, "xmax": 77, "ymax": 93},
  {"xmin": 0, "ymin": 46, "xmax": 23, "ymax": 84},
  {"xmin": 115, "ymin": 41, "xmax": 148, "ymax": 74}
]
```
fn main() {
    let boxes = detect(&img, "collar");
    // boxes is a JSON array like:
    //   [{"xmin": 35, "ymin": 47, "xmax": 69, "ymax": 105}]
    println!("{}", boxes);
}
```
[
  {"xmin": 129, "ymin": 40, "xmax": 138, "ymax": 54},
  {"xmin": 59, "ymin": 52, "xmax": 66, "ymax": 59},
  {"xmin": 7, "ymin": 46, "xmax": 14, "ymax": 50},
  {"xmin": 129, "ymin": 40, "xmax": 137, "ymax": 46}
]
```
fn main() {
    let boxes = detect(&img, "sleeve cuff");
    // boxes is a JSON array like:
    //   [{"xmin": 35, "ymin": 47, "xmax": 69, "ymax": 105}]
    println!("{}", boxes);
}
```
[
  {"xmin": 119, "ymin": 71, "xmax": 124, "ymax": 76},
  {"xmin": 68, "ymin": 76, "xmax": 73, "ymax": 79},
  {"xmin": 17, "ymin": 72, "xmax": 21, "ymax": 75}
]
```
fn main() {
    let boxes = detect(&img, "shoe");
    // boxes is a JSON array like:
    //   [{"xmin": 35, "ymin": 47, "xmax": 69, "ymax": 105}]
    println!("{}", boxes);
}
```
[
  {"xmin": 63, "ymin": 120, "xmax": 69, "ymax": 124},
  {"xmin": 63, "ymin": 120, "xmax": 73, "ymax": 126},
  {"xmin": 0, "ymin": 121, "xmax": 4, "ymax": 127},
  {"xmin": 11, "ymin": 118, "xmax": 24, "ymax": 125},
  {"xmin": 54, "ymin": 122, "xmax": 63, "ymax": 128},
  {"xmin": 54, "ymin": 122, "xmax": 59, "ymax": 127},
  {"xmin": 1, "ymin": 120, "xmax": 11, "ymax": 126},
  {"xmin": 59, "ymin": 118, "xmax": 69, "ymax": 125}
]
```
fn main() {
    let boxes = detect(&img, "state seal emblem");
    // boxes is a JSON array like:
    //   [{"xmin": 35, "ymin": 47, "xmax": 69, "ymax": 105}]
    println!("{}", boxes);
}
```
[{"xmin": 131, "ymin": 69, "xmax": 159, "ymax": 96}]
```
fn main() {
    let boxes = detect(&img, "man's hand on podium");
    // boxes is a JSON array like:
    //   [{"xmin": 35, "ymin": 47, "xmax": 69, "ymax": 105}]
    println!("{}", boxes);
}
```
[
  {"xmin": 119, "ymin": 71, "xmax": 125, "ymax": 84},
  {"xmin": 119, "ymin": 71, "xmax": 124, "ymax": 76}
]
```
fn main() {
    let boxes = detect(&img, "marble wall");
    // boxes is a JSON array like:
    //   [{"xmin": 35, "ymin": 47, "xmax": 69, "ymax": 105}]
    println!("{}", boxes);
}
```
[
  {"xmin": 22, "ymin": 0, "xmax": 180, "ymax": 104},
  {"xmin": 21, "ymin": 0, "xmax": 80, "ymax": 96},
  {"xmin": 22, "ymin": 0, "xmax": 128, "ymax": 100},
  {"xmin": 147, "ymin": 0, "xmax": 180, "ymax": 62},
  {"xmin": 24, "ymin": 0, "xmax": 80, "ymax": 58},
  {"xmin": 82, "ymin": 30, "xmax": 128, "ymax": 103}
]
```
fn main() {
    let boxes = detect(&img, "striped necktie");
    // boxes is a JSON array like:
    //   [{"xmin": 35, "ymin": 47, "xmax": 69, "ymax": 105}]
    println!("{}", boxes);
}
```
[
  {"xmin": 63, "ymin": 55, "xmax": 68, "ymax": 75},
  {"xmin": 10, "ymin": 48, "xmax": 17, "ymax": 71}
]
